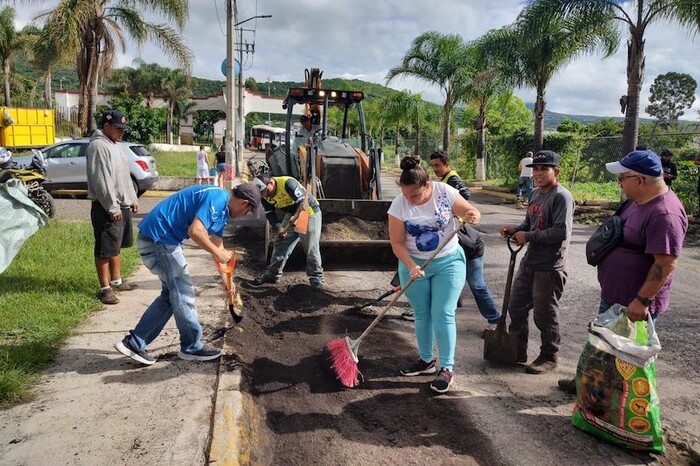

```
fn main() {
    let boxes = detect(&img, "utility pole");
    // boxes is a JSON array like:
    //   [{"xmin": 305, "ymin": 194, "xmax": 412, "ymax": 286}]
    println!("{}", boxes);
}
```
[{"xmin": 225, "ymin": 0, "xmax": 237, "ymax": 189}]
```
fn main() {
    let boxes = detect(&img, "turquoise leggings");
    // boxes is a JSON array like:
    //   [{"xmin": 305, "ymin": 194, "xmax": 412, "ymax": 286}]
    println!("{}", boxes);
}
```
[{"xmin": 398, "ymin": 248, "xmax": 466, "ymax": 371}]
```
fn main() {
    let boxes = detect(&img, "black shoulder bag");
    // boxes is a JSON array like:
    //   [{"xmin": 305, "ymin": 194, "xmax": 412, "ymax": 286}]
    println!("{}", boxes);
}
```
[{"xmin": 585, "ymin": 200, "xmax": 633, "ymax": 266}]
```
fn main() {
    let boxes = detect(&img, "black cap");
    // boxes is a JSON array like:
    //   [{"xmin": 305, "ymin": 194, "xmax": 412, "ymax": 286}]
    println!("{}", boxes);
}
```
[
  {"xmin": 660, "ymin": 148, "xmax": 672, "ymax": 158},
  {"xmin": 527, "ymin": 150, "xmax": 560, "ymax": 167},
  {"xmin": 232, "ymin": 182, "xmax": 261, "ymax": 210},
  {"xmin": 101, "ymin": 109, "xmax": 130, "ymax": 130}
]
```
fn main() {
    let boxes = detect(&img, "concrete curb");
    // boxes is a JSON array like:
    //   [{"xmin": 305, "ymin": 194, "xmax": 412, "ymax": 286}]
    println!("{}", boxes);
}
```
[{"xmin": 209, "ymin": 364, "xmax": 244, "ymax": 465}]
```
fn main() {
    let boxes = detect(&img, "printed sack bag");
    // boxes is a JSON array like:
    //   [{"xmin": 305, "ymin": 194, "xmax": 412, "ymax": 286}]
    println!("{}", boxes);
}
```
[{"xmin": 571, "ymin": 304, "xmax": 664, "ymax": 454}]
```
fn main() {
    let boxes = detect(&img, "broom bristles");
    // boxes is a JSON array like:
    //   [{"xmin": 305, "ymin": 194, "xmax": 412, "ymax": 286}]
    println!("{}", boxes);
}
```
[{"xmin": 327, "ymin": 337, "xmax": 363, "ymax": 387}]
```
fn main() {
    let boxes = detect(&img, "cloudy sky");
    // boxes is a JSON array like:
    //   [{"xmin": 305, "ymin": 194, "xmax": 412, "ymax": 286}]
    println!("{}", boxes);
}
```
[{"xmin": 12, "ymin": 0, "xmax": 700, "ymax": 119}]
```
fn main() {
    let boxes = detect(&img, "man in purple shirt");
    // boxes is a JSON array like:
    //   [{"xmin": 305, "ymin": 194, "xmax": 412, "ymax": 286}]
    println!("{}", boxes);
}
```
[{"xmin": 558, "ymin": 149, "xmax": 687, "ymax": 393}]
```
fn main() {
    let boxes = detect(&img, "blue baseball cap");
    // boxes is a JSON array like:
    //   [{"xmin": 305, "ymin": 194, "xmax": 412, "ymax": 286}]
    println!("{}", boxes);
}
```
[{"xmin": 605, "ymin": 150, "xmax": 662, "ymax": 177}]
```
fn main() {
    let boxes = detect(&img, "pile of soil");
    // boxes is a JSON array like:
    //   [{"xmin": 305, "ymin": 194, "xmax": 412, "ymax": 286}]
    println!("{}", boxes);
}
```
[{"xmin": 321, "ymin": 214, "xmax": 388, "ymax": 241}]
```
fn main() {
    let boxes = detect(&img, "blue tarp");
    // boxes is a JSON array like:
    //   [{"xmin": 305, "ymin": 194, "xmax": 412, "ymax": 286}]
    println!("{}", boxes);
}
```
[{"xmin": 0, "ymin": 178, "xmax": 48, "ymax": 274}]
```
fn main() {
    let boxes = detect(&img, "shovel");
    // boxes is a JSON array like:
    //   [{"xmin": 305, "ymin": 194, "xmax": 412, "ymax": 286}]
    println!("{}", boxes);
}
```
[
  {"xmin": 483, "ymin": 237, "xmax": 523, "ymax": 365},
  {"xmin": 346, "ymin": 272, "xmax": 401, "ymax": 314}
]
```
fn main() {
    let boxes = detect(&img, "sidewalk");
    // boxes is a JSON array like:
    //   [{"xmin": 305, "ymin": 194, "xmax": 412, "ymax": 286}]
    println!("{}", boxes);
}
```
[{"xmin": 0, "ymin": 240, "xmax": 242, "ymax": 465}]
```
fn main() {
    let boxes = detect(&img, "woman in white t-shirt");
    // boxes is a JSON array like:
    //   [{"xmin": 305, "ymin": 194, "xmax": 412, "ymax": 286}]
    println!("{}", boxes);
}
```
[{"xmin": 388, "ymin": 156, "xmax": 481, "ymax": 393}]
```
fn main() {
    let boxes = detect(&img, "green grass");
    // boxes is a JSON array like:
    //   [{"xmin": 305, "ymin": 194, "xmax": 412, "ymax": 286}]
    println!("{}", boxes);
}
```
[
  {"xmin": 152, "ymin": 150, "xmax": 201, "ymax": 177},
  {"xmin": 0, "ymin": 220, "xmax": 139, "ymax": 404},
  {"xmin": 477, "ymin": 177, "xmax": 620, "ymax": 203}
]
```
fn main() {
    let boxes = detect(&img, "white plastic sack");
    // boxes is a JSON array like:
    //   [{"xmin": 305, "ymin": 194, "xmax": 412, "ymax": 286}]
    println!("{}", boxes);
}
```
[
  {"xmin": 0, "ymin": 178, "xmax": 48, "ymax": 274},
  {"xmin": 587, "ymin": 304, "xmax": 661, "ymax": 368}
]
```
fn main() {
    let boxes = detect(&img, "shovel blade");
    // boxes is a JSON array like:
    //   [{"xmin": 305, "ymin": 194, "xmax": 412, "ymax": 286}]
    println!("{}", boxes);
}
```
[{"xmin": 483, "ymin": 327, "xmax": 520, "ymax": 366}]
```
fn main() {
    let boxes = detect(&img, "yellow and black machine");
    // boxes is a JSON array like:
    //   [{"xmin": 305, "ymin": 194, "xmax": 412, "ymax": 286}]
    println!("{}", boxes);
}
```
[{"xmin": 265, "ymin": 69, "xmax": 394, "ymax": 268}]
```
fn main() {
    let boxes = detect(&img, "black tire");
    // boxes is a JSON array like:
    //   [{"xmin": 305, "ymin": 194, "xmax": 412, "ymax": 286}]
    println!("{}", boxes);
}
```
[
  {"xmin": 132, "ymin": 178, "xmax": 144, "ymax": 198},
  {"xmin": 32, "ymin": 189, "xmax": 55, "ymax": 218}
]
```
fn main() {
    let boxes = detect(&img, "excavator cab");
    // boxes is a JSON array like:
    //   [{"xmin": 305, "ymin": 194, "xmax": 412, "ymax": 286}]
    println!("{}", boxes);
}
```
[{"xmin": 267, "ymin": 86, "xmax": 382, "ymax": 200}]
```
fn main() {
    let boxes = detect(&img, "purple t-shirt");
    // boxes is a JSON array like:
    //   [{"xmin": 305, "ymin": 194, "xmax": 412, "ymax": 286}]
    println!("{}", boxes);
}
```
[{"xmin": 597, "ymin": 190, "xmax": 687, "ymax": 314}]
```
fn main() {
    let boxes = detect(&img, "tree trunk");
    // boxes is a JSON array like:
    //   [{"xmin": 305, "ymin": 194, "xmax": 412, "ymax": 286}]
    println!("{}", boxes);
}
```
[
  {"xmin": 442, "ymin": 89, "xmax": 452, "ymax": 152},
  {"xmin": 534, "ymin": 83, "xmax": 546, "ymax": 152},
  {"xmin": 166, "ymin": 103, "xmax": 174, "ymax": 144},
  {"xmin": 3, "ymin": 59, "xmax": 10, "ymax": 107},
  {"xmin": 43, "ymin": 72, "xmax": 52, "ymax": 108},
  {"xmin": 414, "ymin": 122, "xmax": 421, "ymax": 156},
  {"xmin": 395, "ymin": 123, "xmax": 400, "ymax": 166},
  {"xmin": 476, "ymin": 99, "xmax": 487, "ymax": 181},
  {"xmin": 622, "ymin": 31, "xmax": 645, "ymax": 157}
]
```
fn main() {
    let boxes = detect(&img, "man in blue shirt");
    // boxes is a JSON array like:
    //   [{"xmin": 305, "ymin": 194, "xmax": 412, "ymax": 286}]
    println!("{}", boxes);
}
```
[{"xmin": 114, "ymin": 183, "xmax": 261, "ymax": 365}]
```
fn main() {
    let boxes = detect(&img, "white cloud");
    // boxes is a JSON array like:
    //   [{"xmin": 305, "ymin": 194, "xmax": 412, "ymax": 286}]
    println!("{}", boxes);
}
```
[{"xmin": 8, "ymin": 0, "xmax": 700, "ymax": 120}]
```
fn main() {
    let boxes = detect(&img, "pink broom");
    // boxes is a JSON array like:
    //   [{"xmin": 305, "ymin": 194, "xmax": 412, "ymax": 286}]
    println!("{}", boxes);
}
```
[{"xmin": 327, "ymin": 219, "xmax": 465, "ymax": 387}]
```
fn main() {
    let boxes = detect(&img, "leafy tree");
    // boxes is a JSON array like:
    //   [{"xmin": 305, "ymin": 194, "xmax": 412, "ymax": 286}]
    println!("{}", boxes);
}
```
[
  {"xmin": 245, "ymin": 77, "xmax": 259, "ymax": 92},
  {"xmin": 381, "ymin": 90, "xmax": 425, "ymax": 163},
  {"xmin": 556, "ymin": 0, "xmax": 700, "ymax": 156},
  {"xmin": 645, "ymin": 71, "xmax": 697, "ymax": 128},
  {"xmin": 36, "ymin": 0, "xmax": 193, "ymax": 135},
  {"xmin": 476, "ymin": 0, "xmax": 618, "ymax": 152},
  {"xmin": 101, "ymin": 93, "xmax": 166, "ymax": 145},
  {"xmin": 161, "ymin": 68, "xmax": 193, "ymax": 144},
  {"xmin": 556, "ymin": 118, "xmax": 584, "ymax": 134},
  {"xmin": 386, "ymin": 31, "xmax": 470, "ymax": 152},
  {"xmin": 0, "ymin": 7, "xmax": 32, "ymax": 106}
]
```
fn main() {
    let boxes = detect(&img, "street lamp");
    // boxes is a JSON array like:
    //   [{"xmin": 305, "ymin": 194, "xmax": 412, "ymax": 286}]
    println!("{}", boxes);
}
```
[{"xmin": 233, "ymin": 14, "xmax": 271, "ymax": 180}]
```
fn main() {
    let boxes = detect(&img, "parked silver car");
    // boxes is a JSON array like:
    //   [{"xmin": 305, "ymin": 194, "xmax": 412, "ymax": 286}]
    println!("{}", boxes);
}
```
[{"xmin": 13, "ymin": 138, "xmax": 159, "ymax": 196}]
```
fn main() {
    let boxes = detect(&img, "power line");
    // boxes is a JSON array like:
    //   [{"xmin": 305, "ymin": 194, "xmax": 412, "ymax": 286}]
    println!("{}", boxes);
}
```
[{"xmin": 213, "ymin": 0, "xmax": 225, "ymax": 36}]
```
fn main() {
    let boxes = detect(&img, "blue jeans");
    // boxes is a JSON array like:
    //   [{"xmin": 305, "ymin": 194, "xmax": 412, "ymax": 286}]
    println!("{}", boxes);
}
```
[
  {"xmin": 265, "ymin": 211, "xmax": 323, "ymax": 285},
  {"xmin": 466, "ymin": 255, "xmax": 500, "ymax": 324},
  {"xmin": 516, "ymin": 176, "xmax": 532, "ymax": 198},
  {"xmin": 399, "ymin": 249, "xmax": 466, "ymax": 371},
  {"xmin": 126, "ymin": 237, "xmax": 204, "ymax": 354}
]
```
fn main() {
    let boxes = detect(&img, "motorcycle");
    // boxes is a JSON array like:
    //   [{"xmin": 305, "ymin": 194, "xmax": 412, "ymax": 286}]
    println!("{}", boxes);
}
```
[{"xmin": 0, "ymin": 149, "xmax": 55, "ymax": 218}]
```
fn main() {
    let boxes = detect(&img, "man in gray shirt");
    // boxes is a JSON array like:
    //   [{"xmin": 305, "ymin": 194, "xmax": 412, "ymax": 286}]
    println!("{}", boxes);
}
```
[
  {"xmin": 86, "ymin": 109, "xmax": 139, "ymax": 305},
  {"xmin": 500, "ymin": 150, "xmax": 574, "ymax": 374}
]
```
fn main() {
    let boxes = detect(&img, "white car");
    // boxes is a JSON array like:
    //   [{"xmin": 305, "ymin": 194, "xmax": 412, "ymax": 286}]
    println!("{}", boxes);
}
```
[{"xmin": 14, "ymin": 139, "xmax": 159, "ymax": 196}]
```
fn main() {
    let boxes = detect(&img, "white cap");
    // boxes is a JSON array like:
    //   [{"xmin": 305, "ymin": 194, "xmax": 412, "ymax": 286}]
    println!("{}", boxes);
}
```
[{"xmin": 0, "ymin": 147, "xmax": 11, "ymax": 164}]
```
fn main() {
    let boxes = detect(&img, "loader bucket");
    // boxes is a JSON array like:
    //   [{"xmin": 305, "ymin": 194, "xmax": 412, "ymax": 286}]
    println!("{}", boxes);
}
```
[{"xmin": 265, "ymin": 199, "xmax": 395, "ymax": 270}]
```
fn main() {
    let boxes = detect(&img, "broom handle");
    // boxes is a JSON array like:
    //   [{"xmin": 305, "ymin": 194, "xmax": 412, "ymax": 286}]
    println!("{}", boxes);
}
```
[{"xmin": 350, "ymin": 218, "xmax": 465, "ymax": 349}]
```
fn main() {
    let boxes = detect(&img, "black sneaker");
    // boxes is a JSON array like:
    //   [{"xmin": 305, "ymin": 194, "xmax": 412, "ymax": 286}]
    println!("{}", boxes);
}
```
[
  {"xmin": 401, "ymin": 310, "xmax": 415, "ymax": 322},
  {"xmin": 250, "ymin": 275, "xmax": 277, "ymax": 286},
  {"xmin": 115, "ymin": 336, "xmax": 156, "ymax": 366},
  {"xmin": 525, "ymin": 354, "xmax": 558, "ymax": 374},
  {"xmin": 178, "ymin": 344, "xmax": 221, "ymax": 362},
  {"xmin": 400, "ymin": 358, "xmax": 436, "ymax": 376},
  {"xmin": 558, "ymin": 377, "xmax": 577, "ymax": 395},
  {"xmin": 430, "ymin": 368, "xmax": 454, "ymax": 394}
]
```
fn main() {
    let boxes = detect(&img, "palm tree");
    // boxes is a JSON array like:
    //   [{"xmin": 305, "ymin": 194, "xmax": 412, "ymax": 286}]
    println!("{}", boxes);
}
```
[
  {"xmin": 386, "ymin": 31, "xmax": 470, "ymax": 152},
  {"xmin": 382, "ymin": 91, "xmax": 425, "ymax": 164},
  {"xmin": 37, "ymin": 0, "xmax": 193, "ymax": 135},
  {"xmin": 0, "ymin": 7, "xmax": 28, "ymax": 106},
  {"xmin": 476, "ymin": 2, "xmax": 619, "ymax": 152},
  {"xmin": 160, "ymin": 68, "xmax": 192, "ymax": 144},
  {"xmin": 454, "ymin": 45, "xmax": 512, "ymax": 180},
  {"xmin": 556, "ymin": 0, "xmax": 700, "ymax": 156}
]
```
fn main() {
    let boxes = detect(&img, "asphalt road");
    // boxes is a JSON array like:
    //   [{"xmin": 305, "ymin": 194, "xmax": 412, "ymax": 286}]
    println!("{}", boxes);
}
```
[{"xmin": 51, "ymin": 183, "xmax": 700, "ymax": 464}]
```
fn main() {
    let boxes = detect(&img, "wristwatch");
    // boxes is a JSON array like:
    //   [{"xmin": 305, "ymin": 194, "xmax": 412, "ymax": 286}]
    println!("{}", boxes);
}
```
[{"xmin": 635, "ymin": 294, "xmax": 653, "ymax": 307}]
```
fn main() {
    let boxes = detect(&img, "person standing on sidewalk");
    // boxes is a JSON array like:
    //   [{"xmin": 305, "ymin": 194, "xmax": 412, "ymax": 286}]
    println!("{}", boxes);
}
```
[
  {"xmin": 251, "ymin": 173, "xmax": 324, "ymax": 289},
  {"xmin": 114, "ymin": 183, "xmax": 261, "ymax": 365},
  {"xmin": 390, "ymin": 156, "xmax": 482, "ymax": 394},
  {"xmin": 659, "ymin": 149, "xmax": 677, "ymax": 187},
  {"xmin": 558, "ymin": 149, "xmax": 687, "ymax": 393},
  {"xmin": 86, "ymin": 109, "xmax": 139, "ymax": 305},
  {"xmin": 516, "ymin": 151, "xmax": 534, "ymax": 209},
  {"xmin": 214, "ymin": 145, "xmax": 226, "ymax": 188},
  {"xmin": 500, "ymin": 150, "xmax": 574, "ymax": 374},
  {"xmin": 195, "ymin": 146, "xmax": 210, "ymax": 185}
]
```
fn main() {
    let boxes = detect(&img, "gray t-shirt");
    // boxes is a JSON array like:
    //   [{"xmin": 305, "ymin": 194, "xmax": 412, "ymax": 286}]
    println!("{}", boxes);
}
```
[{"xmin": 516, "ymin": 184, "xmax": 574, "ymax": 271}]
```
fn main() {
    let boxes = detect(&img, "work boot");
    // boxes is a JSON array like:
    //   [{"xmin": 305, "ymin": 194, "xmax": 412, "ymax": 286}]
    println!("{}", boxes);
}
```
[
  {"xmin": 250, "ymin": 275, "xmax": 277, "ymax": 286},
  {"xmin": 113, "ymin": 282, "xmax": 138, "ymax": 291},
  {"xmin": 310, "ymin": 281, "xmax": 325, "ymax": 290},
  {"xmin": 557, "ymin": 377, "xmax": 577, "ymax": 395},
  {"xmin": 525, "ymin": 354, "xmax": 558, "ymax": 374},
  {"xmin": 98, "ymin": 288, "xmax": 119, "ymax": 305}
]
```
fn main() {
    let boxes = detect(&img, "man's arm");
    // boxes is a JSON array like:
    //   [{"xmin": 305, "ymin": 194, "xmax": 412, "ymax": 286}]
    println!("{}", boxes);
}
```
[
  {"xmin": 261, "ymin": 198, "xmax": 280, "ymax": 227},
  {"xmin": 284, "ymin": 178, "xmax": 307, "ymax": 217},
  {"xmin": 445, "ymin": 174, "xmax": 470, "ymax": 200},
  {"xmin": 627, "ymin": 253, "xmax": 678, "ymax": 321},
  {"xmin": 187, "ymin": 216, "xmax": 231, "ymax": 264}
]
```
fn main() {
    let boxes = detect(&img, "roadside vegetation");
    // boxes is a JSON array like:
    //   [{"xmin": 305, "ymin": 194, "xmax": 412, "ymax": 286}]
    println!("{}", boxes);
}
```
[{"xmin": 0, "ymin": 221, "xmax": 139, "ymax": 404}]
